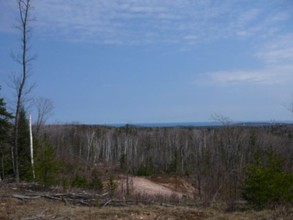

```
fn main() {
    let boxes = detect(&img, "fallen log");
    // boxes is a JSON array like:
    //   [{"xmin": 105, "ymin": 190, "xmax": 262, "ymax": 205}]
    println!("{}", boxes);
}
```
[
  {"xmin": 13, "ymin": 194, "xmax": 41, "ymax": 200},
  {"xmin": 11, "ymin": 192, "xmax": 181, "ymax": 208}
]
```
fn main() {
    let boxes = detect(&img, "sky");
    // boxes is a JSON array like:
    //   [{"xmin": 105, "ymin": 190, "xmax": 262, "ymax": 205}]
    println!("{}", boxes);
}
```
[{"xmin": 1, "ymin": 0, "xmax": 293, "ymax": 124}]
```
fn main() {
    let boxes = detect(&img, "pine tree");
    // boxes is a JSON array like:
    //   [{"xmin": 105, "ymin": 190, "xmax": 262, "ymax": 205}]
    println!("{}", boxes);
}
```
[
  {"xmin": 17, "ymin": 108, "xmax": 31, "ymax": 180},
  {"xmin": 243, "ymin": 149, "xmax": 293, "ymax": 208},
  {"xmin": 35, "ymin": 139, "xmax": 61, "ymax": 187},
  {"xmin": 0, "ymin": 90, "xmax": 13, "ymax": 179},
  {"xmin": 0, "ymin": 94, "xmax": 13, "ymax": 143}
]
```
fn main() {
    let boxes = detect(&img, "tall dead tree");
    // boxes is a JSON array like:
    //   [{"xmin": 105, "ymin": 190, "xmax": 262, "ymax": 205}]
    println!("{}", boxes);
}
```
[{"xmin": 13, "ymin": 0, "xmax": 33, "ymax": 183}]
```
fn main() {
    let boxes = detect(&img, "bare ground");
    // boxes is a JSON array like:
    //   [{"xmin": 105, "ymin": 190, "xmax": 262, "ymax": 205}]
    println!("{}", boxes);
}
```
[{"xmin": 118, "ymin": 175, "xmax": 196, "ymax": 198}]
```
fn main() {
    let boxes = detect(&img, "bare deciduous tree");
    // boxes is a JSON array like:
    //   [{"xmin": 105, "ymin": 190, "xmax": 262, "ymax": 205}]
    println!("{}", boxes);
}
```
[
  {"xmin": 34, "ymin": 97, "xmax": 54, "ymax": 135},
  {"xmin": 12, "ymin": 0, "xmax": 34, "ymax": 183}
]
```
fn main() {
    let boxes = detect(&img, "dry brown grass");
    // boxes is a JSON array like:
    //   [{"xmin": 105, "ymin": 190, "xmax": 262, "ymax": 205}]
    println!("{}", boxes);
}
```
[
  {"xmin": 0, "ymin": 182, "xmax": 292, "ymax": 220},
  {"xmin": 0, "ymin": 196, "xmax": 292, "ymax": 219},
  {"xmin": 0, "ymin": 196, "xmax": 207, "ymax": 220}
]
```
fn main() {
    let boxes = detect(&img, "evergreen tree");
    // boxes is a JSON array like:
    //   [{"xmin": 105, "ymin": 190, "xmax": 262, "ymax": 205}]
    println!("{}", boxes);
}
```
[
  {"xmin": 35, "ymin": 139, "xmax": 61, "ymax": 187},
  {"xmin": 0, "ymin": 90, "xmax": 13, "ymax": 179},
  {"xmin": 243, "ymin": 149, "xmax": 293, "ymax": 208},
  {"xmin": 0, "ymin": 106, "xmax": 12, "ymax": 143},
  {"xmin": 17, "ymin": 108, "xmax": 31, "ymax": 180},
  {"xmin": 0, "ymin": 92, "xmax": 13, "ymax": 143}
]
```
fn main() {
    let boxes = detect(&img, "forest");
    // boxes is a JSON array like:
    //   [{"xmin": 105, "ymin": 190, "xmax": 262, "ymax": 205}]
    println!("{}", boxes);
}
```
[{"xmin": 37, "ymin": 122, "xmax": 293, "ymax": 207}]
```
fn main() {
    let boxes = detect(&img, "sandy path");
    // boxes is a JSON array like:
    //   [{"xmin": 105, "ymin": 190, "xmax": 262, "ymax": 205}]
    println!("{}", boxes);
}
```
[{"xmin": 120, "ymin": 176, "xmax": 186, "ymax": 198}]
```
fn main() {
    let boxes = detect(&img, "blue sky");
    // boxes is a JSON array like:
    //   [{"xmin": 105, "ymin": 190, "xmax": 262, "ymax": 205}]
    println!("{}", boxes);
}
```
[{"xmin": 1, "ymin": 0, "xmax": 293, "ymax": 124}]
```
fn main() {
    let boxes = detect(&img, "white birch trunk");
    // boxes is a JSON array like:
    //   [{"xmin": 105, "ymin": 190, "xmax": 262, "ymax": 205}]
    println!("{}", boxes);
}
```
[{"xmin": 29, "ymin": 114, "xmax": 35, "ymax": 179}]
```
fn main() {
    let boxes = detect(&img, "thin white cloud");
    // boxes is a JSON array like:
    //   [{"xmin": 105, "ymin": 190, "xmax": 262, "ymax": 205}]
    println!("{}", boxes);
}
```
[
  {"xmin": 256, "ymin": 34, "xmax": 293, "ymax": 65},
  {"xmin": 1, "ymin": 0, "xmax": 292, "ymax": 45},
  {"xmin": 196, "ymin": 32, "xmax": 293, "ymax": 86},
  {"xmin": 205, "ymin": 67, "xmax": 293, "ymax": 86},
  {"xmin": 209, "ymin": 70, "xmax": 271, "ymax": 85}
]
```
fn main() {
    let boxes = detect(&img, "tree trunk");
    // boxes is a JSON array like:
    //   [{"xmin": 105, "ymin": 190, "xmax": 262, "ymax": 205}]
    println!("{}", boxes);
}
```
[{"xmin": 13, "ymin": 0, "xmax": 32, "ymax": 183}]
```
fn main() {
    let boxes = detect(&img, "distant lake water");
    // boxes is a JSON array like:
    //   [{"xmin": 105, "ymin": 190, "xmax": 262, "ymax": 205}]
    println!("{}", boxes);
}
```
[{"xmin": 104, "ymin": 121, "xmax": 293, "ymax": 128}]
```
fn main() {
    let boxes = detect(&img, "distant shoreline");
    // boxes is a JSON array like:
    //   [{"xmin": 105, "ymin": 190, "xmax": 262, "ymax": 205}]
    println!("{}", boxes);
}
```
[
  {"xmin": 109, "ymin": 121, "xmax": 293, "ymax": 128},
  {"xmin": 46, "ymin": 121, "xmax": 293, "ymax": 128}
]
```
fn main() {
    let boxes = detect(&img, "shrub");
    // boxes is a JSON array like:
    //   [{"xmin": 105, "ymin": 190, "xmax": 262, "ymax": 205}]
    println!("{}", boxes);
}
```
[
  {"xmin": 89, "ymin": 169, "xmax": 103, "ymax": 192},
  {"xmin": 71, "ymin": 174, "xmax": 88, "ymax": 188},
  {"xmin": 35, "ymin": 140, "xmax": 61, "ymax": 187},
  {"xmin": 108, "ymin": 174, "xmax": 117, "ymax": 197},
  {"xmin": 242, "ymin": 149, "xmax": 293, "ymax": 209},
  {"xmin": 137, "ymin": 164, "xmax": 153, "ymax": 176}
]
